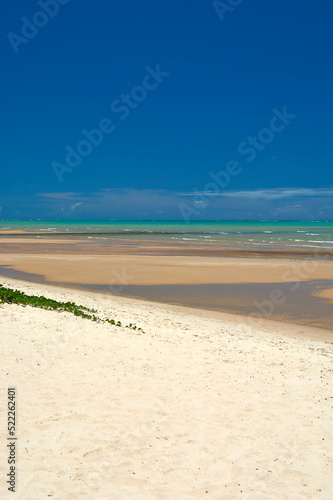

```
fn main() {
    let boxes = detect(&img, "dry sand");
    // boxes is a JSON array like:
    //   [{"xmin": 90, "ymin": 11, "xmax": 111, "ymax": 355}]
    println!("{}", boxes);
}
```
[{"xmin": 1, "ymin": 277, "xmax": 333, "ymax": 499}]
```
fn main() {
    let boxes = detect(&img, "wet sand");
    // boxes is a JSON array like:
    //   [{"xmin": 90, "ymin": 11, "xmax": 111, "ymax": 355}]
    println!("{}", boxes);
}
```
[
  {"xmin": 1, "ymin": 236, "xmax": 333, "ymax": 259},
  {"xmin": 1, "ymin": 264, "xmax": 332, "ymax": 329},
  {"xmin": 315, "ymin": 287, "xmax": 333, "ymax": 303},
  {"xmin": 1, "ymin": 238, "xmax": 333, "ymax": 330}
]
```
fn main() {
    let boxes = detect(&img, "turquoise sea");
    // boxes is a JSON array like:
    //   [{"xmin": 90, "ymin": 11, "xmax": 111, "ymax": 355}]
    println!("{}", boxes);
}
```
[{"xmin": 1, "ymin": 220, "xmax": 333, "ymax": 251}]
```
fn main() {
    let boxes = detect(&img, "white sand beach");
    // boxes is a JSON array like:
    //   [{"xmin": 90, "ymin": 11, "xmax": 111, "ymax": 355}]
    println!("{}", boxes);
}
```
[{"xmin": 0, "ymin": 277, "xmax": 333, "ymax": 499}]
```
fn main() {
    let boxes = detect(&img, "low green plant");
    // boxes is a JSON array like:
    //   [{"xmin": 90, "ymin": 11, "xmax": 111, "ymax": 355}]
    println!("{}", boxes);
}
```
[{"xmin": 0, "ymin": 284, "xmax": 143, "ymax": 332}]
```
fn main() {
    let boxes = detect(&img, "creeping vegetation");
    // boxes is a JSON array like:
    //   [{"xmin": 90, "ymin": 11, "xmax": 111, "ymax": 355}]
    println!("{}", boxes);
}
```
[{"xmin": 0, "ymin": 284, "xmax": 143, "ymax": 331}]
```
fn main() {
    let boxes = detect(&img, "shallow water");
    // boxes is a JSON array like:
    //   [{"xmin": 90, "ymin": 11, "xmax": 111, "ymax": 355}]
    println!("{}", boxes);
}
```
[
  {"xmin": 1, "ymin": 220, "xmax": 333, "ymax": 252},
  {"xmin": 1, "ymin": 265, "xmax": 332, "ymax": 331}
]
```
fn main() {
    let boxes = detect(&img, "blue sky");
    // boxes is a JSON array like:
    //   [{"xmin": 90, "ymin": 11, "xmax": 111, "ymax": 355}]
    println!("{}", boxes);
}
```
[{"xmin": 1, "ymin": 0, "xmax": 333, "ymax": 220}]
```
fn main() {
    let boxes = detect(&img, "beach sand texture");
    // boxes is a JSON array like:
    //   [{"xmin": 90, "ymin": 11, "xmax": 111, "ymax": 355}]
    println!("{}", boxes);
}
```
[
  {"xmin": 1, "ymin": 238, "xmax": 333, "ymax": 329},
  {"xmin": 1, "ymin": 277, "xmax": 333, "ymax": 499}
]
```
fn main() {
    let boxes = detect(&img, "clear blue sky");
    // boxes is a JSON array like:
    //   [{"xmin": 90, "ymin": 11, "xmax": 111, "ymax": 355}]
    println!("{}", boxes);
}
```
[{"xmin": 1, "ymin": 0, "xmax": 333, "ymax": 220}]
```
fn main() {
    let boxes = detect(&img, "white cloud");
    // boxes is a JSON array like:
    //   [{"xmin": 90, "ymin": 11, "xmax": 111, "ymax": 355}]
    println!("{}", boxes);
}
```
[
  {"xmin": 70, "ymin": 202, "xmax": 82, "ymax": 212},
  {"xmin": 3, "ymin": 186, "xmax": 333, "ymax": 220},
  {"xmin": 177, "ymin": 187, "xmax": 333, "ymax": 200},
  {"xmin": 38, "ymin": 192, "xmax": 83, "ymax": 200}
]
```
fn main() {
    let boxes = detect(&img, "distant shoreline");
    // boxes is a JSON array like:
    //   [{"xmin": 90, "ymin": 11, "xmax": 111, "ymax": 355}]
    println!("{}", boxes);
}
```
[
  {"xmin": 1, "ymin": 219, "xmax": 333, "ymax": 254},
  {"xmin": 1, "ymin": 235, "xmax": 333, "ymax": 259}
]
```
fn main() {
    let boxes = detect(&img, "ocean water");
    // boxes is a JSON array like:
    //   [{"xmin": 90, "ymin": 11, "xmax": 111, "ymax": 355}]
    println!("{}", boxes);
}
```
[{"xmin": 1, "ymin": 220, "xmax": 333, "ymax": 251}]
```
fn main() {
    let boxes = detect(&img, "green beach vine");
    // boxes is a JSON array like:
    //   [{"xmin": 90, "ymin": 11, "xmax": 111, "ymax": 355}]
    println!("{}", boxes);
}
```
[{"xmin": 0, "ymin": 284, "xmax": 143, "ymax": 332}]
